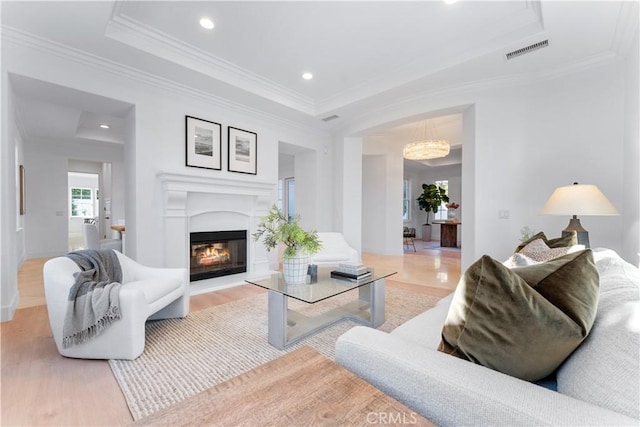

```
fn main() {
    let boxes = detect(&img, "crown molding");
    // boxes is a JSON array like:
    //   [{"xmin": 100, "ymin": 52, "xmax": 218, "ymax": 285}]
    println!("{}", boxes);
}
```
[
  {"xmin": 106, "ymin": 0, "xmax": 545, "ymax": 119},
  {"xmin": 333, "ymin": 50, "xmax": 622, "ymax": 137},
  {"xmin": 105, "ymin": 3, "xmax": 315, "ymax": 115},
  {"xmin": 539, "ymin": 51, "xmax": 620, "ymax": 82},
  {"xmin": 1, "ymin": 26, "xmax": 328, "ymax": 137}
]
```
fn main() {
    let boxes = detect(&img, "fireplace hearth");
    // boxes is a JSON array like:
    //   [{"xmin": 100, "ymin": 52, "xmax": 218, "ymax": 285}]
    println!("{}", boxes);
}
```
[{"xmin": 190, "ymin": 230, "xmax": 247, "ymax": 282}]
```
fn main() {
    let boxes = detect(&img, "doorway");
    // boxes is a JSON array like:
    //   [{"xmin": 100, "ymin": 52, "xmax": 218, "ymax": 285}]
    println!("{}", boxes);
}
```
[{"xmin": 68, "ymin": 171, "xmax": 99, "ymax": 251}]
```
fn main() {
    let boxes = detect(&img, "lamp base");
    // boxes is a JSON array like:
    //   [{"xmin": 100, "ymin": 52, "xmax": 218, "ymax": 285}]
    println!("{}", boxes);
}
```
[{"xmin": 562, "ymin": 216, "xmax": 589, "ymax": 248}]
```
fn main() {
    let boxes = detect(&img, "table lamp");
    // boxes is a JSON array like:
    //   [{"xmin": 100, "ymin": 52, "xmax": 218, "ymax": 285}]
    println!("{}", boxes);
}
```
[{"xmin": 539, "ymin": 182, "xmax": 619, "ymax": 248}]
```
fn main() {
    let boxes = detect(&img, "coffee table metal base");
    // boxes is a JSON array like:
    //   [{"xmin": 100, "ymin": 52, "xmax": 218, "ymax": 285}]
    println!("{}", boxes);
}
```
[{"xmin": 267, "ymin": 279, "xmax": 385, "ymax": 349}]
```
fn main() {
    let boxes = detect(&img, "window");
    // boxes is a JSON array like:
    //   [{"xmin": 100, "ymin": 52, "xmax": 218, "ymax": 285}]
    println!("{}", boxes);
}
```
[
  {"xmin": 70, "ymin": 188, "xmax": 94, "ymax": 218},
  {"xmin": 277, "ymin": 177, "xmax": 295, "ymax": 220},
  {"xmin": 285, "ymin": 177, "xmax": 295, "ymax": 219},
  {"xmin": 403, "ymin": 179, "xmax": 410, "ymax": 221},
  {"xmin": 434, "ymin": 179, "xmax": 449, "ymax": 221}
]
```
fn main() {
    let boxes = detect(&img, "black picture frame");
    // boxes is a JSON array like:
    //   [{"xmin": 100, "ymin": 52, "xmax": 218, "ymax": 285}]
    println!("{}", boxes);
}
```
[
  {"xmin": 227, "ymin": 126, "xmax": 257, "ymax": 175},
  {"xmin": 185, "ymin": 116, "xmax": 222, "ymax": 170}
]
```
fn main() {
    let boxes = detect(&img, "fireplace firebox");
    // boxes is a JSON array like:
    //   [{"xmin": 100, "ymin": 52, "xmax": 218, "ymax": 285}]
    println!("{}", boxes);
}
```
[{"xmin": 189, "ymin": 230, "xmax": 247, "ymax": 282}]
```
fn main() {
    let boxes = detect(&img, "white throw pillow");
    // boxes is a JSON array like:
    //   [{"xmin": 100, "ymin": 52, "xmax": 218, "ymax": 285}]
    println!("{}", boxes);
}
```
[{"xmin": 556, "ymin": 251, "xmax": 640, "ymax": 420}]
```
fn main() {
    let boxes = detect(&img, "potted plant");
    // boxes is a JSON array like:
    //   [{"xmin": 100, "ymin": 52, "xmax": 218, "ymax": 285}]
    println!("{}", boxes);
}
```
[
  {"xmin": 416, "ymin": 183, "xmax": 449, "ymax": 241},
  {"xmin": 253, "ymin": 204, "xmax": 322, "ymax": 284}
]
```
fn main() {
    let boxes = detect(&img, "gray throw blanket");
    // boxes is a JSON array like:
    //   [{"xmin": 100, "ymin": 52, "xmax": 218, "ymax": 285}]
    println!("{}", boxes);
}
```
[{"xmin": 63, "ymin": 249, "xmax": 123, "ymax": 348}]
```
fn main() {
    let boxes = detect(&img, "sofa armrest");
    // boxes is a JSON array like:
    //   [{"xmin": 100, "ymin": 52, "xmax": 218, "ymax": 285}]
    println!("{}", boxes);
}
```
[{"xmin": 336, "ymin": 327, "xmax": 635, "ymax": 426}]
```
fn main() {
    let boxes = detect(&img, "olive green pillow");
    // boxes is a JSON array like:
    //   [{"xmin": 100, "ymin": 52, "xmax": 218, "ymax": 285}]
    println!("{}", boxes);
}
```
[
  {"xmin": 438, "ymin": 250, "xmax": 599, "ymax": 381},
  {"xmin": 515, "ymin": 231, "xmax": 577, "ymax": 253}
]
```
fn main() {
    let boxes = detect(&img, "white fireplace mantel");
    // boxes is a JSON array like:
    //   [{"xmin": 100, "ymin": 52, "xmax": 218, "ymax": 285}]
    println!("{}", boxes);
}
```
[
  {"xmin": 158, "ymin": 172, "xmax": 274, "ymax": 197},
  {"xmin": 158, "ymin": 172, "xmax": 275, "ymax": 294}
]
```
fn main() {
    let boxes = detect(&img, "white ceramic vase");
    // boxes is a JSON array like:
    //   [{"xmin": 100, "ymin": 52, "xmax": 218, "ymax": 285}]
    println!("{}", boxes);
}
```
[
  {"xmin": 282, "ymin": 253, "xmax": 310, "ymax": 284},
  {"xmin": 447, "ymin": 209, "xmax": 457, "ymax": 220}
]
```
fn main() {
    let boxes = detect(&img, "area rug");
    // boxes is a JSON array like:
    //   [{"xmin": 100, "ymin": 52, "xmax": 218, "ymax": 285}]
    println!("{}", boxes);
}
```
[{"xmin": 109, "ymin": 287, "xmax": 440, "ymax": 421}]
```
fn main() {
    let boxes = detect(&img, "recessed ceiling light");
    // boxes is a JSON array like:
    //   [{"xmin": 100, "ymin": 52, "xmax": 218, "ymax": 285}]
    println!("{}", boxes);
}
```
[
  {"xmin": 302, "ymin": 72, "xmax": 313, "ymax": 80},
  {"xmin": 99, "ymin": 124, "xmax": 110, "ymax": 129},
  {"xmin": 200, "ymin": 17, "xmax": 214, "ymax": 30},
  {"xmin": 444, "ymin": 0, "xmax": 459, "ymax": 4}
]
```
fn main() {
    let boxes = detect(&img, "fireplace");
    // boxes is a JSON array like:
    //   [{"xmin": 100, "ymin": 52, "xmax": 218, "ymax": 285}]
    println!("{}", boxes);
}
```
[{"xmin": 190, "ymin": 230, "xmax": 247, "ymax": 282}]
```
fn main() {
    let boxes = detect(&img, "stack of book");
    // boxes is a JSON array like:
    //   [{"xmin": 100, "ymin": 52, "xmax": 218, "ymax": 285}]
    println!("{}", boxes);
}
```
[{"xmin": 330, "ymin": 263, "xmax": 372, "ymax": 282}]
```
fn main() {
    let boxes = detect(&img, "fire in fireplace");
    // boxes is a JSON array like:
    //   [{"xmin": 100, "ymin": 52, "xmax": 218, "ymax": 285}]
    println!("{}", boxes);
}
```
[{"xmin": 190, "ymin": 230, "xmax": 247, "ymax": 282}]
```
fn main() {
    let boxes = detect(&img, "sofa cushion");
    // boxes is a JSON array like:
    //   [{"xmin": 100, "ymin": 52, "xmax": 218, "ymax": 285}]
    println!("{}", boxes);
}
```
[
  {"xmin": 515, "ymin": 231, "xmax": 576, "ymax": 253},
  {"xmin": 438, "ymin": 250, "xmax": 599, "ymax": 381},
  {"xmin": 392, "ymin": 293, "xmax": 454, "ymax": 349},
  {"xmin": 556, "ymin": 250, "xmax": 640, "ymax": 420},
  {"xmin": 123, "ymin": 278, "xmax": 182, "ymax": 304}
]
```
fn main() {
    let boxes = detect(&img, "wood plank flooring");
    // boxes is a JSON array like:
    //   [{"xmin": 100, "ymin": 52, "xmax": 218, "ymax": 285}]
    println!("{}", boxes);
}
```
[
  {"xmin": 134, "ymin": 346, "xmax": 435, "ymax": 427},
  {"xmin": 2, "ymin": 240, "xmax": 459, "ymax": 426}
]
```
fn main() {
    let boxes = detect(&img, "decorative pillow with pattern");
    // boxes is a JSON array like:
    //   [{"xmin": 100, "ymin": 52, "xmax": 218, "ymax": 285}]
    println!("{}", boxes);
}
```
[
  {"xmin": 519, "ymin": 238, "xmax": 581, "ymax": 262},
  {"xmin": 515, "ymin": 231, "xmax": 577, "ymax": 253}
]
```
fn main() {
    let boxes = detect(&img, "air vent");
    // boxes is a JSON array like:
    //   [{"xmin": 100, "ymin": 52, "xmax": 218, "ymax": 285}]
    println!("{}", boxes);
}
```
[
  {"xmin": 321, "ymin": 115, "xmax": 340, "ymax": 122},
  {"xmin": 505, "ymin": 40, "xmax": 549, "ymax": 60}
]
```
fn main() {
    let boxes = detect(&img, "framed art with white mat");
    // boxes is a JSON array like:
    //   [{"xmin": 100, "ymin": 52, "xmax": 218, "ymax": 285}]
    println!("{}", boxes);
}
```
[
  {"xmin": 185, "ymin": 116, "xmax": 222, "ymax": 170},
  {"xmin": 228, "ymin": 126, "xmax": 257, "ymax": 175}
]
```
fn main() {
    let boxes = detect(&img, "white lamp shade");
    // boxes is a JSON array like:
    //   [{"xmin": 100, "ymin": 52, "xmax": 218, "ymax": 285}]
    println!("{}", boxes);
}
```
[{"xmin": 539, "ymin": 184, "xmax": 619, "ymax": 216}]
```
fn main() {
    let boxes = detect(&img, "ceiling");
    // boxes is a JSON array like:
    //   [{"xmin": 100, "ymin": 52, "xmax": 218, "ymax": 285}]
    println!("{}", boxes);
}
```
[
  {"xmin": 11, "ymin": 74, "xmax": 133, "ymax": 145},
  {"xmin": 2, "ymin": 1, "xmax": 635, "ymax": 161}
]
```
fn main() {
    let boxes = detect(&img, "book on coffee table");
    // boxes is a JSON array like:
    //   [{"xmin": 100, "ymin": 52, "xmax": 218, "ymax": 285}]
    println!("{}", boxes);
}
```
[{"xmin": 330, "ymin": 269, "xmax": 372, "ymax": 282}]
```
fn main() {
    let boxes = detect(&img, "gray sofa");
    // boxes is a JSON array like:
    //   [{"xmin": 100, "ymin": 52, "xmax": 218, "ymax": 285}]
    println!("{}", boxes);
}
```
[{"xmin": 336, "ymin": 248, "xmax": 639, "ymax": 426}]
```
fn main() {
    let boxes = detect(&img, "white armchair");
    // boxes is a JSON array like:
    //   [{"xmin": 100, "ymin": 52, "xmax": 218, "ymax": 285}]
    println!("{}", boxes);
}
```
[
  {"xmin": 309, "ymin": 232, "xmax": 361, "ymax": 266},
  {"xmin": 83, "ymin": 223, "xmax": 122, "ymax": 252},
  {"xmin": 43, "ymin": 250, "xmax": 189, "ymax": 360}
]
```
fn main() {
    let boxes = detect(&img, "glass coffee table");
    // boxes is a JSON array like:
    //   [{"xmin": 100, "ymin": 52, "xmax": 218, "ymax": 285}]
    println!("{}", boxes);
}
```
[{"xmin": 246, "ymin": 267, "xmax": 396, "ymax": 349}]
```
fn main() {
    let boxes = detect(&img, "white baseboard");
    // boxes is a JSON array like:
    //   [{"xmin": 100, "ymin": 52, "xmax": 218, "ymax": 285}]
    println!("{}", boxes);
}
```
[{"xmin": 189, "ymin": 280, "xmax": 245, "ymax": 296}]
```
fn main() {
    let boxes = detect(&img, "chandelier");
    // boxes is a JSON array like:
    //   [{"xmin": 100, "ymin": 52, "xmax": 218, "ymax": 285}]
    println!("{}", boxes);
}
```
[{"xmin": 403, "ymin": 120, "xmax": 450, "ymax": 160}]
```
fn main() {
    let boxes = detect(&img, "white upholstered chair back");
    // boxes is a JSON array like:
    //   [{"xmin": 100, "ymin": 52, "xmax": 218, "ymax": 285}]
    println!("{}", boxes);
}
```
[
  {"xmin": 83, "ymin": 223, "xmax": 122, "ymax": 251},
  {"xmin": 82, "ymin": 223, "xmax": 101, "ymax": 250}
]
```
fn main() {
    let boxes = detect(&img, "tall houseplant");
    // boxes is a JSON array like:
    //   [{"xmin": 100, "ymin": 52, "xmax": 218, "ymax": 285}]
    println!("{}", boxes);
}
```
[
  {"xmin": 253, "ymin": 204, "xmax": 322, "ymax": 284},
  {"xmin": 416, "ymin": 183, "xmax": 449, "ymax": 241}
]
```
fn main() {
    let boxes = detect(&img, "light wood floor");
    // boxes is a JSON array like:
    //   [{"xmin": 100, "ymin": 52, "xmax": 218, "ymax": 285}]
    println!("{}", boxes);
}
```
[{"xmin": 2, "ymin": 240, "xmax": 460, "ymax": 426}]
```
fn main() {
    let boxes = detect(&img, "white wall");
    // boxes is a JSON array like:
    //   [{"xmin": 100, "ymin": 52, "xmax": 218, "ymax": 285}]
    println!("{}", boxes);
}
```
[
  {"xmin": 362, "ymin": 155, "xmax": 388, "ymax": 253},
  {"xmin": 336, "ymin": 137, "xmax": 363, "ymax": 253},
  {"xmin": 2, "ymin": 35, "xmax": 334, "ymax": 271},
  {"xmin": 362, "ymin": 136, "xmax": 404, "ymax": 255},
  {"xmin": 21, "ymin": 140, "xmax": 123, "ymax": 258},
  {"xmin": 338, "ymin": 60, "xmax": 631, "ymax": 267},
  {"xmin": 623, "ymin": 30, "xmax": 639, "ymax": 266},
  {"xmin": 402, "ymin": 162, "xmax": 424, "ymax": 232},
  {"xmin": 1, "ymin": 71, "xmax": 20, "ymax": 321},
  {"xmin": 293, "ymin": 149, "xmax": 318, "ymax": 231}
]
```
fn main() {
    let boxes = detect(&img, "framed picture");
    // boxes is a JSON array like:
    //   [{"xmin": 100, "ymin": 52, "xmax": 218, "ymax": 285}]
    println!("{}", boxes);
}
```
[
  {"xmin": 228, "ymin": 126, "xmax": 257, "ymax": 175},
  {"xmin": 19, "ymin": 165, "xmax": 25, "ymax": 215},
  {"xmin": 185, "ymin": 116, "xmax": 222, "ymax": 170}
]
